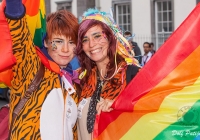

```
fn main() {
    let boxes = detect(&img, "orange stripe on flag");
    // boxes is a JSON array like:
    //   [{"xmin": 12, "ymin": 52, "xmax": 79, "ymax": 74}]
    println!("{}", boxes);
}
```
[{"xmin": 23, "ymin": 0, "xmax": 40, "ymax": 16}]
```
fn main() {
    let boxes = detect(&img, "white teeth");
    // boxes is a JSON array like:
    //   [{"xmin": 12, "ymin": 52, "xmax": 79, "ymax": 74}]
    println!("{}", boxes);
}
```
[{"xmin": 91, "ymin": 48, "xmax": 101, "ymax": 54}]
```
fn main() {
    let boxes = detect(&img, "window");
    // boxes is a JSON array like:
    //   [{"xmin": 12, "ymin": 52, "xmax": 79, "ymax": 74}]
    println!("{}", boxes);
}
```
[
  {"xmin": 112, "ymin": 0, "xmax": 131, "ymax": 32},
  {"xmin": 45, "ymin": 0, "xmax": 51, "ymax": 15},
  {"xmin": 155, "ymin": 0, "xmax": 173, "ymax": 48},
  {"xmin": 116, "ymin": 4, "xmax": 131, "ymax": 31},
  {"xmin": 56, "ymin": 1, "xmax": 72, "ymax": 12},
  {"xmin": 77, "ymin": 0, "xmax": 95, "ymax": 17}
]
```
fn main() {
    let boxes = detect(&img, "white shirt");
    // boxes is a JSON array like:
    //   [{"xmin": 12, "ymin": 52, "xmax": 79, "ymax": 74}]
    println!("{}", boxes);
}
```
[
  {"xmin": 40, "ymin": 75, "xmax": 77, "ymax": 140},
  {"xmin": 141, "ymin": 52, "xmax": 153, "ymax": 66}
]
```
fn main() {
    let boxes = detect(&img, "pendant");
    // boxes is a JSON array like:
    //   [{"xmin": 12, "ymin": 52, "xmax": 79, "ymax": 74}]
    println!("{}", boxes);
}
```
[{"xmin": 100, "ymin": 81, "xmax": 104, "ymax": 86}]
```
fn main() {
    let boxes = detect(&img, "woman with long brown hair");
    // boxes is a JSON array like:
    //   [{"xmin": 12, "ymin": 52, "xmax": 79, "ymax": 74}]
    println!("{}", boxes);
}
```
[{"xmin": 76, "ymin": 9, "xmax": 140, "ymax": 140}]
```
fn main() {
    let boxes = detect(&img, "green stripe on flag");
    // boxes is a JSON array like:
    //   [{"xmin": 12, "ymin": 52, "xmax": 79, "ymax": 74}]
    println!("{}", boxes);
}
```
[{"xmin": 154, "ymin": 100, "xmax": 200, "ymax": 140}]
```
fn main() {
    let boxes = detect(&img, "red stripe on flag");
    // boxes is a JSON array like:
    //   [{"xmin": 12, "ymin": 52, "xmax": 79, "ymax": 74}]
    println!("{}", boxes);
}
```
[{"xmin": 0, "ymin": 1, "xmax": 16, "ymax": 72}]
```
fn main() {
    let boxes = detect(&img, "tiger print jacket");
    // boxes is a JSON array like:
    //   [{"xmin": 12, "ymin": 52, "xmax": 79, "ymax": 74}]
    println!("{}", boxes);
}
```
[
  {"xmin": 77, "ymin": 61, "xmax": 140, "ymax": 140},
  {"xmin": 6, "ymin": 8, "xmax": 79, "ymax": 140}
]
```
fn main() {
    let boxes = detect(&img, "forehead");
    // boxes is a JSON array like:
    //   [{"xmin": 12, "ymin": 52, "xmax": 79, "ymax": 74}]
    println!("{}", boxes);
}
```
[
  {"xmin": 143, "ymin": 44, "xmax": 150, "ymax": 48},
  {"xmin": 124, "ymin": 34, "xmax": 131, "ymax": 37},
  {"xmin": 51, "ymin": 34, "xmax": 71, "ymax": 40},
  {"xmin": 84, "ymin": 25, "xmax": 103, "ymax": 36}
]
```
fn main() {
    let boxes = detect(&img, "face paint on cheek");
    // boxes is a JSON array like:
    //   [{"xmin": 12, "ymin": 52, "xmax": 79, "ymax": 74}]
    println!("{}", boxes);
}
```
[
  {"xmin": 52, "ymin": 44, "xmax": 57, "ymax": 51},
  {"xmin": 103, "ymin": 34, "xmax": 107, "ymax": 39},
  {"xmin": 102, "ymin": 32, "xmax": 108, "ymax": 41},
  {"xmin": 98, "ymin": 35, "xmax": 109, "ymax": 45}
]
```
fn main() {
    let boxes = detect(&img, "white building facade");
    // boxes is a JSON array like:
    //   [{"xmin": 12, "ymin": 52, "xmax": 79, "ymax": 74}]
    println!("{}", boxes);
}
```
[{"xmin": 49, "ymin": 0, "xmax": 200, "ymax": 50}]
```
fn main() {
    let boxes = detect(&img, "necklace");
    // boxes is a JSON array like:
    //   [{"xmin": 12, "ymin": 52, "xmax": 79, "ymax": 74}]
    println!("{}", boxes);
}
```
[{"xmin": 97, "ymin": 71, "xmax": 107, "ymax": 86}]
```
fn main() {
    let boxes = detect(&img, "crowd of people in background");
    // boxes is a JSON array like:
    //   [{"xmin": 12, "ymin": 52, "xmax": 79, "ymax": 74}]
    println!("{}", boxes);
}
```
[{"xmin": 123, "ymin": 30, "xmax": 156, "ymax": 67}]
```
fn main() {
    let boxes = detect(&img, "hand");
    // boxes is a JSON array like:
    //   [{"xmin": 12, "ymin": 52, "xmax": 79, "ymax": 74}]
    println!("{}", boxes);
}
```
[
  {"xmin": 96, "ymin": 99, "xmax": 114, "ymax": 115},
  {"xmin": 5, "ymin": 0, "xmax": 24, "ymax": 17}
]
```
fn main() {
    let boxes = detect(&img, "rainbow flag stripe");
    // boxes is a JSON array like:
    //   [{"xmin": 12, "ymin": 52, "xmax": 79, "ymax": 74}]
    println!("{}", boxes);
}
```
[
  {"xmin": 25, "ymin": 0, "xmax": 46, "ymax": 47},
  {"xmin": 94, "ymin": 3, "xmax": 200, "ymax": 140}
]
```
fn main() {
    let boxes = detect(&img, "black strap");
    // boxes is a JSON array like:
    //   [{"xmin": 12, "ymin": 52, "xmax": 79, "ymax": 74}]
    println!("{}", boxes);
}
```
[
  {"xmin": 143, "ymin": 56, "xmax": 149, "ymax": 65},
  {"xmin": 126, "ymin": 65, "xmax": 140, "ymax": 84},
  {"xmin": 9, "ymin": 63, "xmax": 45, "ymax": 139}
]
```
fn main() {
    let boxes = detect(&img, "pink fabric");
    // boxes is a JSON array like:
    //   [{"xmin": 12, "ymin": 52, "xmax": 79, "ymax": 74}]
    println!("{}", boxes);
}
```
[
  {"xmin": 61, "ymin": 70, "xmax": 80, "ymax": 85},
  {"xmin": 0, "ymin": 106, "xmax": 9, "ymax": 140}
]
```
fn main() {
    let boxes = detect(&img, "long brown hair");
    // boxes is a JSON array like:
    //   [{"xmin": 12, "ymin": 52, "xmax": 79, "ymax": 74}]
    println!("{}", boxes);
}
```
[{"xmin": 76, "ymin": 19, "xmax": 124, "ymax": 84}]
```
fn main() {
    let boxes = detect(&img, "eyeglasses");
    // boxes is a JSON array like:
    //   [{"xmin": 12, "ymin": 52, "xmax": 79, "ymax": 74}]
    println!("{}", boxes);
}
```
[
  {"xmin": 50, "ymin": 39, "xmax": 75, "ymax": 50},
  {"xmin": 82, "ymin": 31, "xmax": 107, "ymax": 46},
  {"xmin": 143, "ymin": 45, "xmax": 150, "ymax": 48}
]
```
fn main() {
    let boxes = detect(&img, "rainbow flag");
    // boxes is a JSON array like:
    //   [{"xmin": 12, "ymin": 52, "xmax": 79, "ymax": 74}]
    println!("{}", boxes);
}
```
[
  {"xmin": 93, "ymin": 3, "xmax": 200, "ymax": 140},
  {"xmin": 0, "ymin": 0, "xmax": 46, "ymax": 72},
  {"xmin": 0, "ymin": 0, "xmax": 46, "ymax": 86}
]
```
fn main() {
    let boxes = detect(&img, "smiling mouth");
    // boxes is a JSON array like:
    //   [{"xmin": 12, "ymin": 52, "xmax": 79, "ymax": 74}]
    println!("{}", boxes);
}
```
[
  {"xmin": 59, "ymin": 55, "xmax": 70, "ymax": 58},
  {"xmin": 90, "ymin": 48, "xmax": 101, "ymax": 54}
]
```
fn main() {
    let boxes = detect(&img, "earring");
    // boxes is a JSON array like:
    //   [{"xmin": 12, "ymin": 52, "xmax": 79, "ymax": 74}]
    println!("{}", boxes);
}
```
[{"xmin": 79, "ymin": 69, "xmax": 87, "ymax": 79}]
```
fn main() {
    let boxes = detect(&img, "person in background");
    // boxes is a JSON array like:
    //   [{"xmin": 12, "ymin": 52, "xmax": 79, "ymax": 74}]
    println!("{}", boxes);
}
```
[
  {"xmin": 4, "ymin": 0, "xmax": 80, "ymax": 139},
  {"xmin": 76, "ymin": 9, "xmax": 140, "ymax": 140},
  {"xmin": 150, "ymin": 42, "xmax": 156, "ymax": 55},
  {"xmin": 124, "ymin": 30, "xmax": 142, "ymax": 64},
  {"xmin": 123, "ymin": 32, "xmax": 135, "ymax": 56},
  {"xmin": 141, "ymin": 42, "xmax": 153, "ymax": 66},
  {"xmin": 123, "ymin": 30, "xmax": 142, "ymax": 56}
]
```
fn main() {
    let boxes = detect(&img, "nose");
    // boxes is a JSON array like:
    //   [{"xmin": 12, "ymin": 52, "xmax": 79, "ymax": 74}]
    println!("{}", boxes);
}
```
[
  {"xmin": 88, "ymin": 37, "xmax": 97, "ymax": 48},
  {"xmin": 61, "ymin": 43, "xmax": 69, "ymax": 52}
]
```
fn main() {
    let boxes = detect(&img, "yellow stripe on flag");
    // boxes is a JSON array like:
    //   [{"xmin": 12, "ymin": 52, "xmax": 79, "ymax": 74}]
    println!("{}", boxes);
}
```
[
  {"xmin": 26, "ymin": 14, "xmax": 39, "ymax": 37},
  {"xmin": 39, "ymin": 0, "xmax": 45, "ymax": 18}
]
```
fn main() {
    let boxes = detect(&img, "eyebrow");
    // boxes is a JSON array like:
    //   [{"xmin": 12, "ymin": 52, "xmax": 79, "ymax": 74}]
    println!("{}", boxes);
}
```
[
  {"xmin": 83, "ymin": 32, "xmax": 102, "ymax": 39},
  {"xmin": 52, "ymin": 38, "xmax": 64, "ymax": 40}
]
